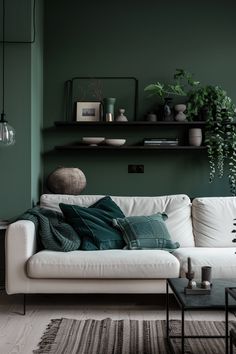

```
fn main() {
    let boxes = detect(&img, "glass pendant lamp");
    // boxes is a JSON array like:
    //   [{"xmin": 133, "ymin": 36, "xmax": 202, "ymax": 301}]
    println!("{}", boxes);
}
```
[{"xmin": 0, "ymin": 0, "xmax": 15, "ymax": 146}]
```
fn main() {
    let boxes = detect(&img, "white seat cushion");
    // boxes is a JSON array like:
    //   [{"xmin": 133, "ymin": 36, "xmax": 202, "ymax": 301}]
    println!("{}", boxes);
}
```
[
  {"xmin": 173, "ymin": 247, "xmax": 236, "ymax": 279},
  {"xmin": 40, "ymin": 194, "xmax": 194, "ymax": 247},
  {"xmin": 27, "ymin": 249, "xmax": 180, "ymax": 279},
  {"xmin": 192, "ymin": 197, "xmax": 236, "ymax": 247}
]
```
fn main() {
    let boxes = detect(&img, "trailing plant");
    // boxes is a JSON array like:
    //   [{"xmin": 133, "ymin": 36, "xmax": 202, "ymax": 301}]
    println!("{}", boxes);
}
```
[
  {"xmin": 232, "ymin": 218, "xmax": 236, "ymax": 245},
  {"xmin": 144, "ymin": 69, "xmax": 199, "ymax": 101},
  {"xmin": 187, "ymin": 85, "xmax": 236, "ymax": 194},
  {"xmin": 145, "ymin": 68, "xmax": 236, "ymax": 194}
]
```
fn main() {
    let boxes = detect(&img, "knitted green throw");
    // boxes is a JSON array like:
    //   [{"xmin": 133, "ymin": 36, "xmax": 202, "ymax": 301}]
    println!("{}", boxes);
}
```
[{"xmin": 17, "ymin": 207, "xmax": 81, "ymax": 252}]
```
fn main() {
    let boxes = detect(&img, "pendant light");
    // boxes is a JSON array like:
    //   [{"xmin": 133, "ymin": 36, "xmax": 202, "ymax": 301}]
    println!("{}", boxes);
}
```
[{"xmin": 0, "ymin": 0, "xmax": 15, "ymax": 146}]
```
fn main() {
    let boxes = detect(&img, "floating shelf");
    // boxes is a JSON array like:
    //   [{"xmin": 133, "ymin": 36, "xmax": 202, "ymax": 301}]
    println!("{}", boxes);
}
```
[
  {"xmin": 54, "ymin": 121, "xmax": 206, "ymax": 127},
  {"xmin": 55, "ymin": 144, "xmax": 207, "ymax": 151}
]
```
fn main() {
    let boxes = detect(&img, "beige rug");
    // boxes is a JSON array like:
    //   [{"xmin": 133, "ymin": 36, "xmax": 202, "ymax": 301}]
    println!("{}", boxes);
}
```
[{"xmin": 33, "ymin": 318, "xmax": 233, "ymax": 354}]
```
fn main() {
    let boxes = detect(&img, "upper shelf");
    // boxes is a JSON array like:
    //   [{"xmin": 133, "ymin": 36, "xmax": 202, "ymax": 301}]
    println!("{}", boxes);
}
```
[{"xmin": 54, "ymin": 121, "xmax": 207, "ymax": 127}]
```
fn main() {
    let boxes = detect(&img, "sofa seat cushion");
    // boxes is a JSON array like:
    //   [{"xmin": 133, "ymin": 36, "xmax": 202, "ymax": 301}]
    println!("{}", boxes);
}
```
[
  {"xmin": 192, "ymin": 197, "xmax": 236, "ymax": 247},
  {"xmin": 27, "ymin": 249, "xmax": 180, "ymax": 279},
  {"xmin": 173, "ymin": 247, "xmax": 236, "ymax": 279},
  {"xmin": 40, "ymin": 194, "xmax": 194, "ymax": 247}
]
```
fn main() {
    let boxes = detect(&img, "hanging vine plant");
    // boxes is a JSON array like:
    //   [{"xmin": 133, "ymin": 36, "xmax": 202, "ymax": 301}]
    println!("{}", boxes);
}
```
[
  {"xmin": 187, "ymin": 85, "xmax": 236, "ymax": 194},
  {"xmin": 144, "ymin": 69, "xmax": 236, "ymax": 194}
]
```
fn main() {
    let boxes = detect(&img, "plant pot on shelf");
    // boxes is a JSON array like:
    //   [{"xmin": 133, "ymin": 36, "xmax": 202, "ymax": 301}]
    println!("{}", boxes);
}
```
[{"xmin": 188, "ymin": 128, "xmax": 202, "ymax": 146}]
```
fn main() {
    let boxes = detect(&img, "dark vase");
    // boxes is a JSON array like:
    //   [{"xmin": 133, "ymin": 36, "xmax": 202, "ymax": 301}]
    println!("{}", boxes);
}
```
[{"xmin": 162, "ymin": 98, "xmax": 174, "ymax": 121}]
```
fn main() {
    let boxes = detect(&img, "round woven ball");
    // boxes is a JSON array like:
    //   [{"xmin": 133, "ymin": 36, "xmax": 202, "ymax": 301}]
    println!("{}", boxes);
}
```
[{"xmin": 46, "ymin": 167, "xmax": 86, "ymax": 195}]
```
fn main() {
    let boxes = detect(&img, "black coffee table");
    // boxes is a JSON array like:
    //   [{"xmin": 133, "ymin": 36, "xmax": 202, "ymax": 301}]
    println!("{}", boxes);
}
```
[
  {"xmin": 166, "ymin": 278, "xmax": 236, "ymax": 354},
  {"xmin": 225, "ymin": 287, "xmax": 236, "ymax": 354}
]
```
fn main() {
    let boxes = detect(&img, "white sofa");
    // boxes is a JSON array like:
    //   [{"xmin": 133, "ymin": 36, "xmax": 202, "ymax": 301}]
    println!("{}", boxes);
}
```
[{"xmin": 5, "ymin": 194, "xmax": 236, "ymax": 295}]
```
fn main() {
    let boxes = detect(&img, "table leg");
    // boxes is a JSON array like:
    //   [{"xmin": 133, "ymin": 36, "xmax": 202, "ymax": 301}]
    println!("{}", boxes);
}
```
[
  {"xmin": 230, "ymin": 333, "xmax": 233, "ymax": 354},
  {"xmin": 226, "ymin": 289, "xmax": 228, "ymax": 354},
  {"xmin": 166, "ymin": 281, "xmax": 169, "ymax": 340},
  {"xmin": 181, "ymin": 307, "xmax": 185, "ymax": 354}
]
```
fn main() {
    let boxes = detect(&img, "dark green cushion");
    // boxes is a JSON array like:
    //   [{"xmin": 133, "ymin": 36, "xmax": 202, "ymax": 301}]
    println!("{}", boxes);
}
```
[
  {"xmin": 59, "ymin": 196, "xmax": 125, "ymax": 250},
  {"xmin": 113, "ymin": 213, "xmax": 180, "ymax": 251}
]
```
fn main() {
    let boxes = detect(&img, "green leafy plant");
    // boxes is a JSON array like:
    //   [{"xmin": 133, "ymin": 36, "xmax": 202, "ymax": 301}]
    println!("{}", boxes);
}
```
[
  {"xmin": 145, "ymin": 68, "xmax": 236, "ymax": 194},
  {"xmin": 187, "ymin": 85, "xmax": 236, "ymax": 194},
  {"xmin": 144, "ymin": 69, "xmax": 199, "ymax": 101}
]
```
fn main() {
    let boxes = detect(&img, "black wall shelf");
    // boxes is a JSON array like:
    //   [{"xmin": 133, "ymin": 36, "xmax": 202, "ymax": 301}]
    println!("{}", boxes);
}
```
[
  {"xmin": 55, "ymin": 144, "xmax": 206, "ymax": 151},
  {"xmin": 54, "ymin": 121, "xmax": 206, "ymax": 127}
]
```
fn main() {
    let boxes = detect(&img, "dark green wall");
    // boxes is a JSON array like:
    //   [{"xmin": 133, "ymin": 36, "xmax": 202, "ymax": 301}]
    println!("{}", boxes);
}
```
[
  {"xmin": 43, "ymin": 1, "xmax": 235, "ymax": 198},
  {"xmin": 31, "ymin": 0, "xmax": 43, "ymax": 205},
  {"xmin": 0, "ymin": 0, "xmax": 43, "ymax": 219}
]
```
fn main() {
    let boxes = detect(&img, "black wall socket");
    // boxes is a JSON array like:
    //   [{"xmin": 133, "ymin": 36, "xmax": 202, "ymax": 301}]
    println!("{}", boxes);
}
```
[{"xmin": 128, "ymin": 164, "xmax": 144, "ymax": 173}]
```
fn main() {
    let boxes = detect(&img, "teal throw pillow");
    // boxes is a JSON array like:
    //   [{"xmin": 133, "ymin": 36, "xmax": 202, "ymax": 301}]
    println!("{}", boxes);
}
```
[
  {"xmin": 59, "ymin": 196, "xmax": 126, "ymax": 250},
  {"xmin": 113, "ymin": 213, "xmax": 179, "ymax": 251}
]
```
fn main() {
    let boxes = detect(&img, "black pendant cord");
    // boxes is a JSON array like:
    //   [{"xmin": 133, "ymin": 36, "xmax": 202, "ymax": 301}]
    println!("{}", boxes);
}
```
[{"xmin": 1, "ymin": 0, "xmax": 6, "ymax": 123}]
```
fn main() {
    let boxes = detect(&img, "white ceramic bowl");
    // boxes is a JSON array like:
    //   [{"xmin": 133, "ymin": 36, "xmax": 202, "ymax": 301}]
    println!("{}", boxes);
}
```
[
  {"xmin": 82, "ymin": 137, "xmax": 105, "ymax": 145},
  {"xmin": 105, "ymin": 139, "xmax": 126, "ymax": 146}
]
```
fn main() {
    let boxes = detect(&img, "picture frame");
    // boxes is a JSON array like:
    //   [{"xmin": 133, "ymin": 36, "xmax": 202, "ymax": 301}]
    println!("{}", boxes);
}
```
[{"xmin": 76, "ymin": 101, "xmax": 102, "ymax": 122}]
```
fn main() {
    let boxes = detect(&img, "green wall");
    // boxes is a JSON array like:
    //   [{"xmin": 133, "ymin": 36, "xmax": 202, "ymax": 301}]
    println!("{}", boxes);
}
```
[
  {"xmin": 43, "ymin": 0, "xmax": 236, "ymax": 198},
  {"xmin": 1, "ymin": 0, "xmax": 236, "ymax": 220},
  {"xmin": 0, "ymin": 0, "xmax": 43, "ymax": 219},
  {"xmin": 31, "ymin": 0, "xmax": 43, "ymax": 206}
]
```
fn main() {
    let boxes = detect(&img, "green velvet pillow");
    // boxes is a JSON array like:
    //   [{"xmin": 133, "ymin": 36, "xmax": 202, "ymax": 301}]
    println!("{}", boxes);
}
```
[
  {"xmin": 59, "ymin": 196, "xmax": 125, "ymax": 250},
  {"xmin": 113, "ymin": 213, "xmax": 179, "ymax": 251}
]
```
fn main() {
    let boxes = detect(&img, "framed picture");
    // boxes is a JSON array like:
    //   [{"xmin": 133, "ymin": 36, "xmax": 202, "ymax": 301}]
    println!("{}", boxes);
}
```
[{"xmin": 76, "ymin": 101, "xmax": 102, "ymax": 122}]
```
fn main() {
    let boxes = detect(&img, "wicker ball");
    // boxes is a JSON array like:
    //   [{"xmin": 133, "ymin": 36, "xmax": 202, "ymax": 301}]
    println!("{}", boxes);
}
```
[{"xmin": 46, "ymin": 167, "xmax": 86, "ymax": 195}]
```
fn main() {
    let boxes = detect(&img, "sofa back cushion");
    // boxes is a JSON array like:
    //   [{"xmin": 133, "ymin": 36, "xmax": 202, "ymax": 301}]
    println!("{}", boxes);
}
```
[
  {"xmin": 40, "ymin": 194, "xmax": 194, "ymax": 247},
  {"xmin": 192, "ymin": 197, "xmax": 236, "ymax": 247}
]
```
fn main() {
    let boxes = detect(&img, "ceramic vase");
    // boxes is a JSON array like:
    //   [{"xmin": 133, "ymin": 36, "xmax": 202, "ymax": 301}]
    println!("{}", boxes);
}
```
[
  {"xmin": 115, "ymin": 108, "xmax": 128, "ymax": 122},
  {"xmin": 175, "ymin": 104, "xmax": 187, "ymax": 121},
  {"xmin": 103, "ymin": 98, "xmax": 116, "ymax": 122},
  {"xmin": 188, "ymin": 128, "xmax": 202, "ymax": 146},
  {"xmin": 146, "ymin": 112, "xmax": 157, "ymax": 122},
  {"xmin": 162, "ymin": 98, "xmax": 173, "ymax": 121}
]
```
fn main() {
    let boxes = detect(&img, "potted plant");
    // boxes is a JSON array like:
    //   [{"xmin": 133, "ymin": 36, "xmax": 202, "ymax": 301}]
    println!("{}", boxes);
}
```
[
  {"xmin": 187, "ymin": 84, "xmax": 236, "ymax": 194},
  {"xmin": 144, "ymin": 69, "xmax": 199, "ymax": 100},
  {"xmin": 145, "ymin": 69, "xmax": 236, "ymax": 194},
  {"xmin": 144, "ymin": 69, "xmax": 199, "ymax": 120}
]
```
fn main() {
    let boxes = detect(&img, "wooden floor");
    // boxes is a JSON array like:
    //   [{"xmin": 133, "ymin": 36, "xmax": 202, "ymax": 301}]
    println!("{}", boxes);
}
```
[{"xmin": 0, "ymin": 293, "xmax": 234, "ymax": 354}]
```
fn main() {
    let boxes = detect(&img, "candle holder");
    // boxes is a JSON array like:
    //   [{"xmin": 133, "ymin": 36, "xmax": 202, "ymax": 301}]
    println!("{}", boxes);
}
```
[{"xmin": 184, "ymin": 257, "xmax": 211, "ymax": 295}]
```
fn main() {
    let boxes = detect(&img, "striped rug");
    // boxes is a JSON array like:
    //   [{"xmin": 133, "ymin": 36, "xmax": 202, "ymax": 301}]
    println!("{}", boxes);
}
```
[{"xmin": 34, "ymin": 318, "xmax": 232, "ymax": 354}]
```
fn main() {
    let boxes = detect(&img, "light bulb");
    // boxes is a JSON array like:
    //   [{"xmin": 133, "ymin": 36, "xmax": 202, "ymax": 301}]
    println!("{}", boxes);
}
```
[{"xmin": 0, "ymin": 121, "xmax": 16, "ymax": 146}]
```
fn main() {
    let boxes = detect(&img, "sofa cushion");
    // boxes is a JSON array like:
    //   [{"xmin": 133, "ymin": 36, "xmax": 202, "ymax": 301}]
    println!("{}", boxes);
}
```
[
  {"xmin": 27, "ymin": 249, "xmax": 180, "ymax": 279},
  {"xmin": 59, "ymin": 196, "xmax": 125, "ymax": 250},
  {"xmin": 192, "ymin": 197, "xmax": 236, "ymax": 247},
  {"xmin": 40, "ymin": 194, "xmax": 194, "ymax": 247},
  {"xmin": 113, "ymin": 213, "xmax": 180, "ymax": 251},
  {"xmin": 173, "ymin": 247, "xmax": 236, "ymax": 279}
]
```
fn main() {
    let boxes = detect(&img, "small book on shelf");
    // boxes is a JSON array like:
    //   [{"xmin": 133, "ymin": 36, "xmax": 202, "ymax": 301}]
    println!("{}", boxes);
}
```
[{"xmin": 143, "ymin": 138, "xmax": 179, "ymax": 146}]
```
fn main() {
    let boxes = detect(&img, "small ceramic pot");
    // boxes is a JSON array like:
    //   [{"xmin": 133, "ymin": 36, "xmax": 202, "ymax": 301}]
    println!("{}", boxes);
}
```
[
  {"xmin": 146, "ymin": 112, "xmax": 157, "ymax": 122},
  {"xmin": 189, "ymin": 128, "xmax": 202, "ymax": 146}
]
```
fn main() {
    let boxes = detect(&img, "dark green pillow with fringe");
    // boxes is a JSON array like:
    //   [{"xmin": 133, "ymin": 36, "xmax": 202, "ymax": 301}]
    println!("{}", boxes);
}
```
[{"xmin": 113, "ymin": 213, "xmax": 179, "ymax": 251}]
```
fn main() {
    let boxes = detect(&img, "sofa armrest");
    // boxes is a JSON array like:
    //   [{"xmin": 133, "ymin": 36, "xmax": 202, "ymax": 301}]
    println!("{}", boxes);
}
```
[{"xmin": 5, "ymin": 220, "xmax": 37, "ymax": 294}]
